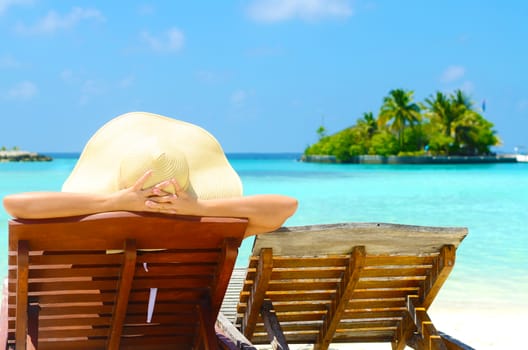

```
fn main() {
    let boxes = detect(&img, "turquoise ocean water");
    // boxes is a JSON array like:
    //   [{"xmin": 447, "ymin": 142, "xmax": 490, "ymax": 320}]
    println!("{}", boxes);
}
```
[{"xmin": 1, "ymin": 153, "xmax": 527, "ymax": 308}]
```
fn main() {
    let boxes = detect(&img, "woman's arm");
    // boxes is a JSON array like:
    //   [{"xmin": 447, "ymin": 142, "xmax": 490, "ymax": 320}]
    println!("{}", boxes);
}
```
[
  {"xmin": 144, "ymin": 178, "xmax": 298, "ymax": 236},
  {"xmin": 2, "ymin": 171, "xmax": 156, "ymax": 219},
  {"xmin": 147, "ymin": 193, "xmax": 297, "ymax": 237},
  {"xmin": 2, "ymin": 172, "xmax": 298, "ymax": 236}
]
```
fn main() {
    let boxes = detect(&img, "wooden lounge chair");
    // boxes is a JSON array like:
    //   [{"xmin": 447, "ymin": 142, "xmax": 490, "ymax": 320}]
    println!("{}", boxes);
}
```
[
  {"xmin": 236, "ymin": 222, "xmax": 471, "ymax": 350},
  {"xmin": 4, "ymin": 211, "xmax": 248, "ymax": 350}
]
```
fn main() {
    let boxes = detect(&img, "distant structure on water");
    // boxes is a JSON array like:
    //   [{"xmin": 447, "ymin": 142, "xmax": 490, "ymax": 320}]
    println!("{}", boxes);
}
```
[{"xmin": 0, "ymin": 150, "xmax": 52, "ymax": 162}]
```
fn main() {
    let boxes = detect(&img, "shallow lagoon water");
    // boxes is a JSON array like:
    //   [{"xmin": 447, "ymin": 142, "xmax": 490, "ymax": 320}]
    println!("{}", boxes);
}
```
[{"xmin": 1, "ymin": 153, "xmax": 527, "ymax": 308}]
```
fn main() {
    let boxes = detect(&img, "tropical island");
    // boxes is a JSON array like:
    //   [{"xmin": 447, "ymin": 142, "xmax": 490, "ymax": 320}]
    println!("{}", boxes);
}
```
[
  {"xmin": 0, "ymin": 146, "xmax": 52, "ymax": 162},
  {"xmin": 302, "ymin": 89, "xmax": 515, "ymax": 164}
]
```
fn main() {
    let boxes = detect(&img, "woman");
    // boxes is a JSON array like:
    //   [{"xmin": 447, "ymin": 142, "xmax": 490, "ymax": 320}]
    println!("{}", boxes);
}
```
[{"xmin": 3, "ymin": 112, "xmax": 298, "ymax": 237}]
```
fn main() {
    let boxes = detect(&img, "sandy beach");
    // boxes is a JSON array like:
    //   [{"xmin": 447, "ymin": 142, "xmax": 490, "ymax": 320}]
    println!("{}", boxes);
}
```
[
  {"xmin": 252, "ymin": 305, "xmax": 524, "ymax": 350},
  {"xmin": 426, "ymin": 302, "xmax": 524, "ymax": 350}
]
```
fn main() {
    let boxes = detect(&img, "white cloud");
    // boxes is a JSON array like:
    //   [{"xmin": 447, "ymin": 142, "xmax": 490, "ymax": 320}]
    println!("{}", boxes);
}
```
[
  {"xmin": 196, "ymin": 70, "xmax": 221, "ymax": 84},
  {"xmin": 517, "ymin": 99, "xmax": 528, "ymax": 112},
  {"xmin": 60, "ymin": 69, "xmax": 74, "ymax": 83},
  {"xmin": 459, "ymin": 80, "xmax": 474, "ymax": 94},
  {"xmin": 140, "ymin": 27, "xmax": 185, "ymax": 52},
  {"xmin": 0, "ymin": 0, "xmax": 33, "ymax": 15},
  {"xmin": 80, "ymin": 79, "xmax": 104, "ymax": 105},
  {"xmin": 16, "ymin": 7, "xmax": 105, "ymax": 35},
  {"xmin": 0, "ymin": 55, "xmax": 22, "ymax": 68},
  {"xmin": 137, "ymin": 4, "xmax": 155, "ymax": 16},
  {"xmin": 118, "ymin": 75, "xmax": 135, "ymax": 88},
  {"xmin": 231, "ymin": 89, "xmax": 248, "ymax": 106},
  {"xmin": 441, "ymin": 65, "xmax": 465, "ymax": 83},
  {"xmin": 247, "ymin": 0, "xmax": 353, "ymax": 22},
  {"xmin": 246, "ymin": 46, "xmax": 282, "ymax": 57},
  {"xmin": 5, "ymin": 81, "xmax": 37, "ymax": 100}
]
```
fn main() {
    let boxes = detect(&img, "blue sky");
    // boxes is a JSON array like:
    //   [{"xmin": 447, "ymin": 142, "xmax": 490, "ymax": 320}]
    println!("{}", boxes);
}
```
[{"xmin": 0, "ymin": 0, "xmax": 527, "ymax": 153}]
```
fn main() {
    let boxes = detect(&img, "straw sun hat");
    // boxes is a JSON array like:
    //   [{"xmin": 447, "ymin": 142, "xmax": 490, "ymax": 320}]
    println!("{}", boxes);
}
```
[{"xmin": 62, "ymin": 112, "xmax": 242, "ymax": 199}]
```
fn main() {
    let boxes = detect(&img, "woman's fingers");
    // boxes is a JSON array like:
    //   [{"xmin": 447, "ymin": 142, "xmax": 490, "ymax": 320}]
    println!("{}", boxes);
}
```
[
  {"xmin": 146, "ymin": 200, "xmax": 177, "ymax": 214},
  {"xmin": 153, "ymin": 179, "xmax": 173, "ymax": 193},
  {"xmin": 132, "ymin": 170, "xmax": 153, "ymax": 191},
  {"xmin": 148, "ymin": 194, "xmax": 176, "ymax": 203},
  {"xmin": 171, "ymin": 179, "xmax": 189, "ymax": 199}
]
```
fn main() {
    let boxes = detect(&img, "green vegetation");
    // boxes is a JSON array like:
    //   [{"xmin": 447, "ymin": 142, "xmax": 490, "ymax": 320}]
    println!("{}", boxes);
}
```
[
  {"xmin": 305, "ymin": 89, "xmax": 500, "ymax": 161},
  {"xmin": 1, "ymin": 146, "xmax": 20, "ymax": 151}
]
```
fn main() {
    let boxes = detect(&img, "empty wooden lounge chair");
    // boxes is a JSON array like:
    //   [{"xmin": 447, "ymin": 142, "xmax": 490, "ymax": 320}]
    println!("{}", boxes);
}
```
[
  {"xmin": 5, "ymin": 211, "xmax": 248, "ymax": 350},
  {"xmin": 236, "ymin": 222, "xmax": 471, "ymax": 350}
]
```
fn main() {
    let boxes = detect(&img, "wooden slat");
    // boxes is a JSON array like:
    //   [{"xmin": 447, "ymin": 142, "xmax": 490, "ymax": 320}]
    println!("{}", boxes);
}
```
[
  {"xmin": 342, "ymin": 309, "xmax": 405, "ymax": 320},
  {"xmin": 28, "ymin": 303, "xmax": 39, "ymax": 349},
  {"xmin": 108, "ymin": 239, "xmax": 137, "ymax": 350},
  {"xmin": 124, "ymin": 313, "xmax": 200, "ymax": 325},
  {"xmin": 351, "ymin": 288, "xmax": 420, "ymax": 299},
  {"xmin": 198, "ymin": 297, "xmax": 218, "ymax": 350},
  {"xmin": 256, "ymin": 311, "xmax": 325, "ymax": 323},
  {"xmin": 266, "ymin": 281, "xmax": 341, "ymax": 291},
  {"xmin": 361, "ymin": 265, "xmax": 430, "ymax": 277},
  {"xmin": 393, "ymin": 311, "xmax": 416, "ymax": 350},
  {"xmin": 39, "ymin": 327, "xmax": 109, "ymax": 338},
  {"xmin": 356, "ymin": 278, "xmax": 424, "ymax": 289},
  {"xmin": 242, "ymin": 248, "xmax": 273, "ymax": 339},
  {"xmin": 406, "ymin": 295, "xmax": 448, "ymax": 350},
  {"xmin": 315, "ymin": 246, "xmax": 366, "ymax": 350},
  {"xmin": 212, "ymin": 238, "xmax": 240, "ymax": 315},
  {"xmin": 11, "ymin": 276, "xmax": 213, "ymax": 293},
  {"xmin": 250, "ymin": 257, "xmax": 349, "ymax": 269},
  {"xmin": 133, "ymin": 264, "xmax": 216, "ymax": 277},
  {"xmin": 16, "ymin": 304, "xmax": 113, "ymax": 317},
  {"xmin": 26, "ymin": 254, "xmax": 121, "ymax": 265},
  {"xmin": 255, "ymin": 223, "xmax": 467, "ymax": 256},
  {"xmin": 122, "ymin": 324, "xmax": 197, "ymax": 336},
  {"xmin": 121, "ymin": 301, "xmax": 197, "ymax": 315},
  {"xmin": 16, "ymin": 240, "xmax": 29, "ymax": 350},
  {"xmin": 119, "ymin": 335, "xmax": 195, "ymax": 346},
  {"xmin": 347, "ymin": 298, "xmax": 405, "ymax": 309},
  {"xmin": 261, "ymin": 300, "xmax": 290, "ymax": 350},
  {"xmin": 26, "ymin": 267, "xmax": 121, "ymax": 279},
  {"xmin": 9, "ymin": 212, "xmax": 248, "ymax": 251},
  {"xmin": 422, "ymin": 245, "xmax": 456, "ymax": 309},
  {"xmin": 128, "ymin": 289, "xmax": 204, "ymax": 302},
  {"xmin": 246, "ymin": 301, "xmax": 329, "ymax": 313},
  {"xmin": 268, "ymin": 268, "xmax": 345, "ymax": 280},
  {"xmin": 34, "ymin": 316, "xmax": 112, "ymax": 328},
  {"xmin": 9, "ymin": 292, "xmax": 114, "ymax": 304},
  {"xmin": 15, "ymin": 280, "xmax": 118, "ymax": 292},
  {"xmin": 254, "ymin": 322, "xmax": 321, "ymax": 334},
  {"xmin": 130, "ymin": 277, "xmax": 212, "ymax": 289},
  {"xmin": 243, "ymin": 290, "xmax": 337, "ymax": 303},
  {"xmin": 137, "ymin": 250, "xmax": 221, "ymax": 264},
  {"xmin": 365, "ymin": 255, "xmax": 436, "ymax": 266},
  {"xmin": 35, "ymin": 339, "xmax": 107, "ymax": 350}
]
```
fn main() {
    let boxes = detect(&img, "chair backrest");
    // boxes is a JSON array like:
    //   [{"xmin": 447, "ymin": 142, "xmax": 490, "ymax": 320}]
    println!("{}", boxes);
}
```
[
  {"xmin": 236, "ymin": 222, "xmax": 468, "ymax": 348},
  {"xmin": 7, "ymin": 211, "xmax": 248, "ymax": 350}
]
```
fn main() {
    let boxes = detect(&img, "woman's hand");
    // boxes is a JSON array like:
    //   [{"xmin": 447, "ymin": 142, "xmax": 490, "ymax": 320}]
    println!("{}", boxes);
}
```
[
  {"xmin": 108, "ymin": 170, "xmax": 163, "ymax": 212},
  {"xmin": 144, "ymin": 179, "xmax": 201, "ymax": 215}
]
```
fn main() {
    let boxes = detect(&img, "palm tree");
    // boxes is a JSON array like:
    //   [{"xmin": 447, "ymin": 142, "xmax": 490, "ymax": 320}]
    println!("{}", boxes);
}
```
[
  {"xmin": 425, "ymin": 91, "xmax": 457, "ymax": 138},
  {"xmin": 378, "ymin": 89, "xmax": 421, "ymax": 150},
  {"xmin": 452, "ymin": 89, "xmax": 473, "ymax": 110},
  {"xmin": 426, "ymin": 89, "xmax": 498, "ymax": 155},
  {"xmin": 357, "ymin": 111, "xmax": 377, "ymax": 138}
]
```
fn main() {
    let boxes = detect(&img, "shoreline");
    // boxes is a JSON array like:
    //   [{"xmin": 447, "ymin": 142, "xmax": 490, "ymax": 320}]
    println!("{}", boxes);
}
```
[{"xmin": 301, "ymin": 154, "xmax": 519, "ymax": 164}]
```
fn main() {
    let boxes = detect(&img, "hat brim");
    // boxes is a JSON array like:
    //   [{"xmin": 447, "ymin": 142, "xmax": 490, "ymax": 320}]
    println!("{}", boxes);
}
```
[{"xmin": 62, "ymin": 112, "xmax": 243, "ymax": 199}]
